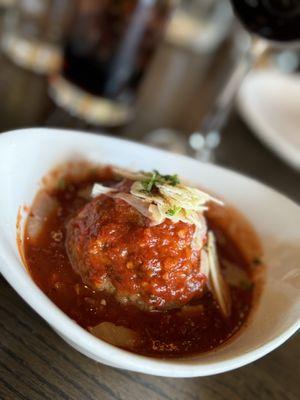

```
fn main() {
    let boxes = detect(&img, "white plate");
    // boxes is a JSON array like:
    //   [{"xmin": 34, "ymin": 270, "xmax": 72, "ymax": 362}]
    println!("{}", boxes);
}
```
[
  {"xmin": 0, "ymin": 128, "xmax": 299, "ymax": 377},
  {"xmin": 238, "ymin": 70, "xmax": 300, "ymax": 171}
]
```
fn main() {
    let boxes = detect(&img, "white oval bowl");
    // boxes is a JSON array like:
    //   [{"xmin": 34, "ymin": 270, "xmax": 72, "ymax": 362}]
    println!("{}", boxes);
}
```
[{"xmin": 0, "ymin": 128, "xmax": 299, "ymax": 378}]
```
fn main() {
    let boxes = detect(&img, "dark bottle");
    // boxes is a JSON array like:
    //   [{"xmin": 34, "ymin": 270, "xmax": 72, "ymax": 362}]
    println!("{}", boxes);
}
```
[
  {"xmin": 63, "ymin": 0, "xmax": 173, "ymax": 103},
  {"xmin": 230, "ymin": 0, "xmax": 300, "ymax": 42}
]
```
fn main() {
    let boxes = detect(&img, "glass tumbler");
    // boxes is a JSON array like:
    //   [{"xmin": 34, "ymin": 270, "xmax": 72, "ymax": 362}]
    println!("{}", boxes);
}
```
[{"xmin": 49, "ymin": 0, "xmax": 175, "ymax": 128}]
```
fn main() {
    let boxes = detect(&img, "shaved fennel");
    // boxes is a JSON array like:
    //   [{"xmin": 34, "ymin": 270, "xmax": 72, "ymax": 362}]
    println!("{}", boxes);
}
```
[
  {"xmin": 207, "ymin": 231, "xmax": 232, "ymax": 318},
  {"xmin": 91, "ymin": 183, "xmax": 116, "ymax": 197},
  {"xmin": 91, "ymin": 168, "xmax": 224, "ymax": 252}
]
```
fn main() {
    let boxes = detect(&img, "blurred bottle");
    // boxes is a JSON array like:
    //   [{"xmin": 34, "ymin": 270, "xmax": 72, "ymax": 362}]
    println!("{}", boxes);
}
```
[
  {"xmin": 50, "ymin": 0, "xmax": 174, "ymax": 128},
  {"xmin": 165, "ymin": 0, "xmax": 232, "ymax": 53},
  {"xmin": 124, "ymin": 0, "xmax": 234, "ymax": 140},
  {"xmin": 1, "ymin": 0, "xmax": 72, "ymax": 74}
]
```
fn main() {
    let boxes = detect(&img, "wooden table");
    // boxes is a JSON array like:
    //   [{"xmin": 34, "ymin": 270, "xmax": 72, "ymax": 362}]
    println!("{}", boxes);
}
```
[{"xmin": 0, "ymin": 53, "xmax": 299, "ymax": 400}]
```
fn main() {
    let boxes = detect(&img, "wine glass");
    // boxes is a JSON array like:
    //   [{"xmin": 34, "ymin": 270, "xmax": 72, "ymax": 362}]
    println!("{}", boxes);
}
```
[{"xmin": 191, "ymin": 0, "xmax": 300, "ymax": 162}]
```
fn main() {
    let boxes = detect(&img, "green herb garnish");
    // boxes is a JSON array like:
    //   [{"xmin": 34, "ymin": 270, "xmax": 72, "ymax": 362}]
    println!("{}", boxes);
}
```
[
  {"xmin": 166, "ymin": 206, "xmax": 182, "ymax": 217},
  {"xmin": 142, "ymin": 170, "xmax": 159, "ymax": 192},
  {"xmin": 158, "ymin": 171, "xmax": 180, "ymax": 187},
  {"xmin": 141, "ymin": 170, "xmax": 180, "ymax": 193}
]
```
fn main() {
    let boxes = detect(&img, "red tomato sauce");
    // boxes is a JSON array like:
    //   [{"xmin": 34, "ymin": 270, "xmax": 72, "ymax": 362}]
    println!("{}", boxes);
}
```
[
  {"xmin": 23, "ymin": 166, "xmax": 262, "ymax": 357},
  {"xmin": 66, "ymin": 193, "xmax": 207, "ymax": 311}
]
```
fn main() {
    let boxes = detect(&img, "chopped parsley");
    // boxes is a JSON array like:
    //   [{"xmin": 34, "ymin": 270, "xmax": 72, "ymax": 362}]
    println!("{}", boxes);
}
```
[
  {"xmin": 141, "ymin": 170, "xmax": 180, "ymax": 193},
  {"xmin": 166, "ymin": 206, "xmax": 182, "ymax": 217},
  {"xmin": 142, "ymin": 170, "xmax": 159, "ymax": 192}
]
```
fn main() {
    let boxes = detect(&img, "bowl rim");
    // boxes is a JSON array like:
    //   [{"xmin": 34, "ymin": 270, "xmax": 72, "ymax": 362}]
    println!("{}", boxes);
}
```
[{"xmin": 0, "ymin": 127, "xmax": 299, "ymax": 378}]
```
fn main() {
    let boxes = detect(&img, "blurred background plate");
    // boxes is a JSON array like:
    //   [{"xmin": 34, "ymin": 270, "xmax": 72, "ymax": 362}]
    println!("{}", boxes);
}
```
[{"xmin": 238, "ymin": 70, "xmax": 300, "ymax": 171}]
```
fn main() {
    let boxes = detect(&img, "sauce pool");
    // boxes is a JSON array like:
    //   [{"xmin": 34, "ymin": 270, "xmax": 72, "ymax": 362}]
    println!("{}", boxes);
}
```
[{"xmin": 23, "ymin": 166, "xmax": 262, "ymax": 358}]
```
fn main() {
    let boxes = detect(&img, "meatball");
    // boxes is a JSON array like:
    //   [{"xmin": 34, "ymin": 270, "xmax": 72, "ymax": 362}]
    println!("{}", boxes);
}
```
[{"xmin": 66, "ymin": 195, "xmax": 207, "ymax": 310}]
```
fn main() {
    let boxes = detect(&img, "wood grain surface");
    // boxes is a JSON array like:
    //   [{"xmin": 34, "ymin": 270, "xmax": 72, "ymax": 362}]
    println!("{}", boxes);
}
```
[
  {"xmin": 0, "ymin": 47, "xmax": 299, "ymax": 400},
  {"xmin": 1, "ymin": 278, "xmax": 299, "ymax": 400}
]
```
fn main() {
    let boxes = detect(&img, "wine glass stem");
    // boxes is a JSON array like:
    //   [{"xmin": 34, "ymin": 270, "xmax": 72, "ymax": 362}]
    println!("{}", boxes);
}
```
[{"xmin": 191, "ymin": 38, "xmax": 268, "ymax": 162}]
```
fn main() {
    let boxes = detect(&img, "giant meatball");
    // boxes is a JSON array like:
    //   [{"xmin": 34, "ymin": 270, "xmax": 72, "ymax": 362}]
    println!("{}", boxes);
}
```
[{"xmin": 66, "ymin": 194, "xmax": 207, "ymax": 310}]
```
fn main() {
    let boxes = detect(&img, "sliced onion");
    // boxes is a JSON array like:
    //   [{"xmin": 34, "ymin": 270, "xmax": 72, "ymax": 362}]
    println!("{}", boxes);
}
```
[
  {"xmin": 89, "ymin": 322, "xmax": 139, "ymax": 349},
  {"xmin": 92, "ymin": 172, "xmax": 221, "ymax": 233},
  {"xmin": 131, "ymin": 181, "xmax": 164, "ymax": 204},
  {"xmin": 157, "ymin": 183, "xmax": 224, "ymax": 210},
  {"xmin": 27, "ymin": 191, "xmax": 58, "ymax": 241},
  {"xmin": 113, "ymin": 193, "xmax": 153, "ymax": 220},
  {"xmin": 115, "ymin": 192, "xmax": 165, "ymax": 225},
  {"xmin": 148, "ymin": 204, "xmax": 165, "ymax": 226},
  {"xmin": 200, "ymin": 248, "xmax": 210, "ymax": 278},
  {"xmin": 207, "ymin": 231, "xmax": 231, "ymax": 318},
  {"xmin": 91, "ymin": 183, "xmax": 116, "ymax": 198},
  {"xmin": 92, "ymin": 171, "xmax": 222, "ymax": 231},
  {"xmin": 191, "ymin": 215, "xmax": 207, "ymax": 251}
]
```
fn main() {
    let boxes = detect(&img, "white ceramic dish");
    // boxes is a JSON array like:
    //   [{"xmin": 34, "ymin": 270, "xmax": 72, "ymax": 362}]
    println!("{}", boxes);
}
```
[
  {"xmin": 238, "ymin": 70, "xmax": 300, "ymax": 171},
  {"xmin": 0, "ymin": 128, "xmax": 299, "ymax": 378}
]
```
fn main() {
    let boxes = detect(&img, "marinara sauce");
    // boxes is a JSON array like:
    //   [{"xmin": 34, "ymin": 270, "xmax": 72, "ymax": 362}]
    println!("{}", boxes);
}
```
[{"xmin": 23, "ymin": 166, "xmax": 262, "ymax": 357}]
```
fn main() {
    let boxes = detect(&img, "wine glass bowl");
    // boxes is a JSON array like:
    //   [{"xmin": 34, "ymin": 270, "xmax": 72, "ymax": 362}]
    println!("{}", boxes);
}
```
[
  {"xmin": 230, "ymin": 0, "xmax": 300, "ymax": 42},
  {"xmin": 193, "ymin": 0, "xmax": 300, "ymax": 163}
]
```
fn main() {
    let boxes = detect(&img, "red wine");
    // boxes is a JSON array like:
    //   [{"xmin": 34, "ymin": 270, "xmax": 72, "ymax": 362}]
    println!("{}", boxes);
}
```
[
  {"xmin": 230, "ymin": 0, "xmax": 300, "ymax": 42},
  {"xmin": 63, "ymin": 0, "xmax": 172, "ymax": 101}
]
